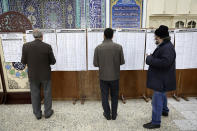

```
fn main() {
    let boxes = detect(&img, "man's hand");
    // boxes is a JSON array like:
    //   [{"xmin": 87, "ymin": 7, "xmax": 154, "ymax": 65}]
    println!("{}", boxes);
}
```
[{"xmin": 146, "ymin": 49, "xmax": 152, "ymax": 57}]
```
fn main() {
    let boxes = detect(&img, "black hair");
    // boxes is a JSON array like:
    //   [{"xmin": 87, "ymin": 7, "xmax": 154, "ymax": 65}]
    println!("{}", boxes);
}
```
[{"xmin": 104, "ymin": 28, "xmax": 114, "ymax": 39}]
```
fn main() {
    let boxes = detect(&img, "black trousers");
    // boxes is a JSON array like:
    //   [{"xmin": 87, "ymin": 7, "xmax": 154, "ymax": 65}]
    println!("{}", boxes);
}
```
[{"xmin": 100, "ymin": 80, "xmax": 119, "ymax": 117}]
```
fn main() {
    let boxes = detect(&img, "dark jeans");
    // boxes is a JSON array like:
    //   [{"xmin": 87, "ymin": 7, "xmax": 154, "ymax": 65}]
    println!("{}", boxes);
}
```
[
  {"xmin": 100, "ymin": 80, "xmax": 119, "ymax": 117},
  {"xmin": 152, "ymin": 91, "xmax": 169, "ymax": 125},
  {"xmin": 29, "ymin": 80, "xmax": 53, "ymax": 118}
]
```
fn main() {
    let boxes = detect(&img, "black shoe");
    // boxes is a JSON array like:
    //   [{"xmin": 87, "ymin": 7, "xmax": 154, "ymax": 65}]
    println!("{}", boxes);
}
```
[
  {"xmin": 36, "ymin": 116, "xmax": 41, "ymax": 120},
  {"xmin": 162, "ymin": 112, "xmax": 168, "ymax": 116},
  {"xmin": 103, "ymin": 112, "xmax": 111, "ymax": 120},
  {"xmin": 45, "ymin": 110, "xmax": 54, "ymax": 119},
  {"xmin": 143, "ymin": 122, "xmax": 160, "ymax": 129},
  {"xmin": 112, "ymin": 114, "xmax": 117, "ymax": 120}
]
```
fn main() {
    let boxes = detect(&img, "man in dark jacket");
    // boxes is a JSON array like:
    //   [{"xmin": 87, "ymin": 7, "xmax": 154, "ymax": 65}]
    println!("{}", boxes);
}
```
[
  {"xmin": 93, "ymin": 28, "xmax": 125, "ymax": 120},
  {"xmin": 21, "ymin": 29, "xmax": 56, "ymax": 120},
  {"xmin": 143, "ymin": 25, "xmax": 176, "ymax": 129}
]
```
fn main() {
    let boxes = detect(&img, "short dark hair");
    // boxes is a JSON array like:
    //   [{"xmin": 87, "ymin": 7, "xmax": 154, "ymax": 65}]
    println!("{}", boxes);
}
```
[{"xmin": 104, "ymin": 28, "xmax": 114, "ymax": 39}]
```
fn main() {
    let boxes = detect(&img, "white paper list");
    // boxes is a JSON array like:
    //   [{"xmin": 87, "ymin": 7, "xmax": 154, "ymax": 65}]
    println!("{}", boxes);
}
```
[
  {"xmin": 116, "ymin": 30, "xmax": 146, "ymax": 70},
  {"xmin": 175, "ymin": 31, "xmax": 196, "ymax": 69},
  {"xmin": 1, "ymin": 33, "xmax": 24, "ymax": 62},
  {"xmin": 191, "ymin": 32, "xmax": 197, "ymax": 68},
  {"xmin": 88, "ymin": 31, "xmax": 104, "ymax": 70},
  {"xmin": 144, "ymin": 31, "xmax": 157, "ymax": 70},
  {"xmin": 43, "ymin": 33, "xmax": 57, "ymax": 71},
  {"xmin": 56, "ymin": 30, "xmax": 86, "ymax": 71}
]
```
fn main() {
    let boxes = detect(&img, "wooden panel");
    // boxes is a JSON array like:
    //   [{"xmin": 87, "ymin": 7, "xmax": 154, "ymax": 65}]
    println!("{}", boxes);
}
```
[
  {"xmin": 51, "ymin": 72, "xmax": 79, "ymax": 100},
  {"xmin": 4, "ymin": 92, "xmax": 31, "ymax": 104},
  {"xmin": 50, "ymin": 69, "xmax": 197, "ymax": 100},
  {"xmin": 78, "ymin": 70, "xmax": 148, "ymax": 100},
  {"xmin": 78, "ymin": 71, "xmax": 100, "ymax": 99},
  {"xmin": 0, "ymin": 93, "xmax": 4, "ymax": 104},
  {"xmin": 175, "ymin": 70, "xmax": 182, "ymax": 95},
  {"xmin": 179, "ymin": 69, "xmax": 197, "ymax": 96},
  {"xmin": 120, "ymin": 71, "xmax": 146, "ymax": 98}
]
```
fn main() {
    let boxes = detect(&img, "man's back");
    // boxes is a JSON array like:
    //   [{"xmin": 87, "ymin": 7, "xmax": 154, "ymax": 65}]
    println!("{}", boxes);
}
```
[
  {"xmin": 21, "ymin": 39, "xmax": 56, "ymax": 81},
  {"xmin": 94, "ymin": 39, "xmax": 125, "ymax": 81}
]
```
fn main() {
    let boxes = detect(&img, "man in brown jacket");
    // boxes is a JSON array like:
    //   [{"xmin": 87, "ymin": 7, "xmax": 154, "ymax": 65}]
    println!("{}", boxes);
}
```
[
  {"xmin": 93, "ymin": 28, "xmax": 125, "ymax": 120},
  {"xmin": 21, "ymin": 29, "xmax": 56, "ymax": 120}
]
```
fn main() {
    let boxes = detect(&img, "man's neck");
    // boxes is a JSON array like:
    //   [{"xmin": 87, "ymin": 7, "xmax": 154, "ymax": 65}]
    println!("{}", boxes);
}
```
[
  {"xmin": 104, "ymin": 38, "xmax": 112, "ymax": 41},
  {"xmin": 35, "ymin": 38, "xmax": 42, "ymax": 41}
]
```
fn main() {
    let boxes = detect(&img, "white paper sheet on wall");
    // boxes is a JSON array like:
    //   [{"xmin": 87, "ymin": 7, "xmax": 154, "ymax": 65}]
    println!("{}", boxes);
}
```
[
  {"xmin": 116, "ymin": 29, "xmax": 146, "ymax": 70},
  {"xmin": 25, "ymin": 32, "xmax": 34, "ymax": 42},
  {"xmin": 175, "ymin": 29, "xmax": 197, "ymax": 69},
  {"xmin": 144, "ymin": 30, "xmax": 156, "ymax": 70},
  {"xmin": 26, "ymin": 30, "xmax": 57, "ymax": 70},
  {"xmin": 87, "ymin": 29, "xmax": 104, "ymax": 70},
  {"xmin": 1, "ymin": 33, "xmax": 24, "ymax": 62},
  {"xmin": 175, "ymin": 31, "xmax": 188, "ymax": 69},
  {"xmin": 191, "ymin": 32, "xmax": 197, "ymax": 68},
  {"xmin": 112, "ymin": 29, "xmax": 118, "ymax": 43},
  {"xmin": 56, "ymin": 29, "xmax": 86, "ymax": 71},
  {"xmin": 170, "ymin": 31, "xmax": 175, "ymax": 45}
]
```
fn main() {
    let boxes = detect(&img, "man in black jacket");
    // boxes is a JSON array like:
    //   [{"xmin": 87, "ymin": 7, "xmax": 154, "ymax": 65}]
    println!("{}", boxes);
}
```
[
  {"xmin": 143, "ymin": 25, "xmax": 176, "ymax": 129},
  {"xmin": 21, "ymin": 29, "xmax": 56, "ymax": 120}
]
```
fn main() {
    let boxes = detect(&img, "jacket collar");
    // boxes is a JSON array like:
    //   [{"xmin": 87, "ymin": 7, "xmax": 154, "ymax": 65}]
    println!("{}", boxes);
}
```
[
  {"xmin": 158, "ymin": 36, "xmax": 171, "ymax": 48},
  {"xmin": 34, "ymin": 39, "xmax": 42, "ymax": 43},
  {"xmin": 103, "ymin": 39, "xmax": 113, "ymax": 43}
]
